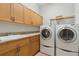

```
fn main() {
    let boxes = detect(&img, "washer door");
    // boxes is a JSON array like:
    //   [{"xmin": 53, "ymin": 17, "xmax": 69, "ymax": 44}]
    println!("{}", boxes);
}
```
[
  {"xmin": 41, "ymin": 28, "xmax": 52, "ymax": 40},
  {"xmin": 57, "ymin": 27, "xmax": 77, "ymax": 43}
]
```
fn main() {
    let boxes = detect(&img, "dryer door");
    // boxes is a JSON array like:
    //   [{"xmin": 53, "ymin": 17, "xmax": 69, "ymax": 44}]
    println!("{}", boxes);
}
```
[
  {"xmin": 57, "ymin": 27, "xmax": 77, "ymax": 43},
  {"xmin": 41, "ymin": 28, "xmax": 52, "ymax": 40}
]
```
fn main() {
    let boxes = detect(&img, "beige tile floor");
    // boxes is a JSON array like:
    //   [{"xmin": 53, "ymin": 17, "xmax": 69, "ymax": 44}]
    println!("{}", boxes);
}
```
[{"xmin": 35, "ymin": 52, "xmax": 47, "ymax": 56}]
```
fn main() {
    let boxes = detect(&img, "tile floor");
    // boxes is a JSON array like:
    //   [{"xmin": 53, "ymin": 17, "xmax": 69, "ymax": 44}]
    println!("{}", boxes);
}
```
[{"xmin": 35, "ymin": 52, "xmax": 47, "ymax": 56}]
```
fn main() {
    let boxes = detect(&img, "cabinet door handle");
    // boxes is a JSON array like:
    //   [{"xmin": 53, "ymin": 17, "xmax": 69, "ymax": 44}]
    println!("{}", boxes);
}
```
[
  {"xmin": 16, "ymin": 48, "xmax": 18, "ymax": 52},
  {"xmin": 16, "ymin": 47, "xmax": 20, "ymax": 56},
  {"xmin": 18, "ymin": 47, "xmax": 20, "ymax": 52},
  {"xmin": 16, "ymin": 47, "xmax": 20, "ymax": 52},
  {"xmin": 31, "ymin": 21, "xmax": 33, "ymax": 25},
  {"xmin": 11, "ymin": 16, "xmax": 15, "ymax": 22}
]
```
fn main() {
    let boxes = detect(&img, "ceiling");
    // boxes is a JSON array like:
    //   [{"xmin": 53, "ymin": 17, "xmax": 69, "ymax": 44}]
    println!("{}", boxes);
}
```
[{"xmin": 38, "ymin": 3, "xmax": 53, "ymax": 6}]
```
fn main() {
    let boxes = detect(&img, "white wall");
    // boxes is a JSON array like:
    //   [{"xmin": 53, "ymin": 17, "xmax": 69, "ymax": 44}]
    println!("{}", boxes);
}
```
[
  {"xmin": 74, "ymin": 4, "xmax": 79, "ymax": 24},
  {"xmin": 0, "ymin": 3, "xmax": 40, "ymax": 33},
  {"xmin": 22, "ymin": 3, "xmax": 40, "ymax": 14},
  {"xmin": 0, "ymin": 21, "xmax": 40, "ymax": 33},
  {"xmin": 40, "ymin": 3, "xmax": 75, "ymax": 25}
]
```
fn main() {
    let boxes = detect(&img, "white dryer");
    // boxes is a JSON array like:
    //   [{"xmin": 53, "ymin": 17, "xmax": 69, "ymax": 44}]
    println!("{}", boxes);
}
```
[
  {"xmin": 40, "ymin": 25, "xmax": 55, "ymax": 56},
  {"xmin": 56, "ymin": 24, "xmax": 79, "ymax": 56}
]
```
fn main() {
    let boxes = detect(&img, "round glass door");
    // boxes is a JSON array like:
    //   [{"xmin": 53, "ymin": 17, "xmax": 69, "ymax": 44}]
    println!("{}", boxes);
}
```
[
  {"xmin": 41, "ymin": 29, "xmax": 51, "ymax": 39},
  {"xmin": 58, "ymin": 28, "xmax": 77, "ymax": 43}
]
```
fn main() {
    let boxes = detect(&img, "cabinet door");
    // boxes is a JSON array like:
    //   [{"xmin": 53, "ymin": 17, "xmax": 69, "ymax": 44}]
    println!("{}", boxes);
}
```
[
  {"xmin": 31, "ymin": 11, "xmax": 43, "ymax": 26},
  {"xmin": 37, "ymin": 16, "xmax": 43, "ymax": 25},
  {"xmin": 0, "ymin": 3, "xmax": 11, "ymax": 21},
  {"xmin": 13, "ymin": 4, "xmax": 24, "ymax": 23},
  {"xmin": 19, "ymin": 45, "xmax": 30, "ymax": 56},
  {"xmin": 33, "ymin": 35, "xmax": 40, "ymax": 54},
  {"xmin": 0, "ymin": 47, "xmax": 18, "ymax": 56},
  {"xmin": 35, "ymin": 15, "xmax": 43, "ymax": 26},
  {"xmin": 29, "ymin": 37, "xmax": 34, "ymax": 56},
  {"xmin": 35, "ymin": 35, "xmax": 40, "ymax": 52},
  {"xmin": 30, "ymin": 35, "xmax": 40, "ymax": 56},
  {"xmin": 19, "ymin": 38, "xmax": 30, "ymax": 56},
  {"xmin": 31, "ymin": 11, "xmax": 38, "ymax": 26},
  {"xmin": 24, "ymin": 7, "xmax": 32, "ymax": 25}
]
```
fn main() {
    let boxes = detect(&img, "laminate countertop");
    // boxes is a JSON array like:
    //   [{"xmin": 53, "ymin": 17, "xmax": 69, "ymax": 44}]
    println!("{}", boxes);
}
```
[{"xmin": 0, "ymin": 32, "xmax": 40, "ymax": 43}]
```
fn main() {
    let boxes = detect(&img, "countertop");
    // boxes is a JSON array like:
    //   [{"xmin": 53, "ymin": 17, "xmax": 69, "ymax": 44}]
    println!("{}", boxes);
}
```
[{"xmin": 0, "ymin": 32, "xmax": 40, "ymax": 43}]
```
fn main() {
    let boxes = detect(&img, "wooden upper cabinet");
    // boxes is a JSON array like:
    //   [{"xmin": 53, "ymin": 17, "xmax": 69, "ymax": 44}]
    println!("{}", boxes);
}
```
[
  {"xmin": 24, "ymin": 7, "xmax": 32, "ymax": 25},
  {"xmin": 0, "ymin": 3, "xmax": 11, "ymax": 21},
  {"xmin": 31, "ymin": 11, "xmax": 43, "ymax": 26},
  {"xmin": 37, "ymin": 15, "xmax": 43, "ymax": 25},
  {"xmin": 13, "ymin": 4, "xmax": 24, "ymax": 23},
  {"xmin": 0, "ymin": 3, "xmax": 42, "ymax": 25}
]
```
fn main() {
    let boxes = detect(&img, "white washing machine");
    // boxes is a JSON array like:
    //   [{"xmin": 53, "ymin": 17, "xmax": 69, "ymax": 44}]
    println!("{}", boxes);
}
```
[
  {"xmin": 40, "ymin": 25, "xmax": 55, "ymax": 56},
  {"xmin": 56, "ymin": 24, "xmax": 79, "ymax": 56}
]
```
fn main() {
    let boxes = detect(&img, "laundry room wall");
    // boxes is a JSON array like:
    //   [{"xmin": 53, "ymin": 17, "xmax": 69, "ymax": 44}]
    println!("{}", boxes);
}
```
[
  {"xmin": 22, "ymin": 3, "xmax": 40, "ymax": 14},
  {"xmin": 0, "ymin": 3, "xmax": 40, "ymax": 33},
  {"xmin": 0, "ymin": 21, "xmax": 40, "ymax": 33},
  {"xmin": 74, "ymin": 3, "xmax": 79, "ymax": 24},
  {"xmin": 40, "ymin": 3, "xmax": 75, "ymax": 25}
]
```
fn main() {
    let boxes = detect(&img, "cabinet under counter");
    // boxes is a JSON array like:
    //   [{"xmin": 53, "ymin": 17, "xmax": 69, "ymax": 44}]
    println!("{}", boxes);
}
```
[{"xmin": 0, "ymin": 33, "xmax": 40, "ymax": 56}]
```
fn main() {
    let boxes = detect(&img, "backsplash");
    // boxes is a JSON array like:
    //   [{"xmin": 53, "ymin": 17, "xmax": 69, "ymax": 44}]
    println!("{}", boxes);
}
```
[{"xmin": 0, "ymin": 21, "xmax": 40, "ymax": 33}]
